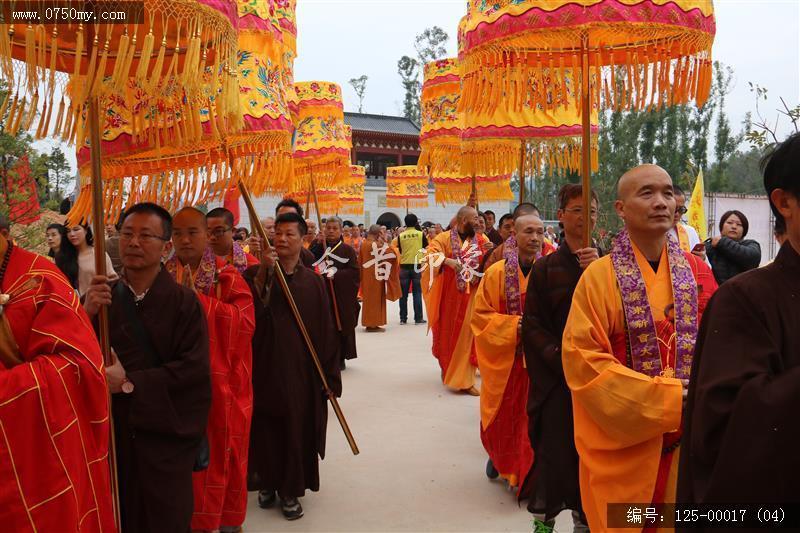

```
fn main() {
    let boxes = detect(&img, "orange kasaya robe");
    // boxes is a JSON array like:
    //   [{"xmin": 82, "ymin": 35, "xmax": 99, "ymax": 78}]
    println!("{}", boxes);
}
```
[
  {"xmin": 422, "ymin": 230, "xmax": 488, "ymax": 390},
  {"xmin": 563, "ymin": 240, "xmax": 717, "ymax": 532},
  {"xmin": 0, "ymin": 239, "xmax": 116, "ymax": 532},
  {"xmin": 358, "ymin": 240, "xmax": 400, "ymax": 328},
  {"xmin": 166, "ymin": 251, "xmax": 256, "ymax": 531},
  {"xmin": 471, "ymin": 258, "xmax": 534, "ymax": 490}
]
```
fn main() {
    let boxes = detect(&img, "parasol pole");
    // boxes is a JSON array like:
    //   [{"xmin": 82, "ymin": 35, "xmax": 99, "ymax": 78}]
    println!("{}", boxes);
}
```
[
  {"xmin": 580, "ymin": 33, "xmax": 593, "ymax": 248},
  {"xmin": 308, "ymin": 171, "xmax": 343, "ymax": 331},
  {"xmin": 305, "ymin": 165, "xmax": 312, "ymax": 219},
  {"xmin": 86, "ymin": 23, "xmax": 123, "ymax": 531},
  {"xmin": 238, "ymin": 180, "xmax": 359, "ymax": 455},
  {"xmin": 519, "ymin": 140, "xmax": 527, "ymax": 204},
  {"xmin": 405, "ymin": 198, "xmax": 409, "ymax": 216}
]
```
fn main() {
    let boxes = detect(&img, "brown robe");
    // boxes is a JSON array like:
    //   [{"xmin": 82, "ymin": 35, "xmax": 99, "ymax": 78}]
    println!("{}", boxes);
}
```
[
  {"xmin": 310, "ymin": 240, "xmax": 361, "ymax": 361},
  {"xmin": 246, "ymin": 263, "xmax": 341, "ymax": 498},
  {"xmin": 678, "ymin": 242, "xmax": 800, "ymax": 515},
  {"xmin": 108, "ymin": 268, "xmax": 211, "ymax": 533},
  {"xmin": 358, "ymin": 240, "xmax": 400, "ymax": 328}
]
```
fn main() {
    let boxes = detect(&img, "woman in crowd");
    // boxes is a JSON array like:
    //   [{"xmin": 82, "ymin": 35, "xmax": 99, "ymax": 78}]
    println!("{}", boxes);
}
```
[
  {"xmin": 45, "ymin": 223, "xmax": 66, "ymax": 258},
  {"xmin": 59, "ymin": 224, "xmax": 117, "ymax": 296},
  {"xmin": 705, "ymin": 210, "xmax": 762, "ymax": 285}
]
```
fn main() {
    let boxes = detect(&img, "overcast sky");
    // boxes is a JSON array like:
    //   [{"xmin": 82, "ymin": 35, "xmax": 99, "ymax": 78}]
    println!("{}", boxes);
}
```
[
  {"xmin": 295, "ymin": 0, "xmax": 800, "ymax": 137},
  {"xmin": 48, "ymin": 0, "xmax": 800, "ymax": 176}
]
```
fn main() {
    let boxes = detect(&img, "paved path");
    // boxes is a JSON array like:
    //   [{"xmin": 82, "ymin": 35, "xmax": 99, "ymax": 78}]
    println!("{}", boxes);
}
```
[{"xmin": 243, "ymin": 304, "xmax": 572, "ymax": 532}]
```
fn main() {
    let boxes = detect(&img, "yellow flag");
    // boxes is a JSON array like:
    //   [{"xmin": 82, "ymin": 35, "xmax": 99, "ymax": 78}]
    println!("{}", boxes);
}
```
[{"xmin": 687, "ymin": 170, "xmax": 708, "ymax": 241}]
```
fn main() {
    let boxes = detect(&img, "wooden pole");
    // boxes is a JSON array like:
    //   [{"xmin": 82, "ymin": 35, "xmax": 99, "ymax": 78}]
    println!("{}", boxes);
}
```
[
  {"xmin": 519, "ymin": 140, "xmax": 526, "ymax": 204},
  {"xmin": 87, "ymin": 23, "xmax": 122, "ymax": 530},
  {"xmin": 581, "ymin": 33, "xmax": 593, "ymax": 248},
  {"xmin": 238, "ymin": 181, "xmax": 360, "ymax": 455}
]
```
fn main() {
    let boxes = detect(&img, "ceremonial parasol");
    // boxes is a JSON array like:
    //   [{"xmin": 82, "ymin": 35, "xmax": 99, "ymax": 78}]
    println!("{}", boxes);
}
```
[
  {"xmin": 417, "ymin": 55, "xmax": 517, "ymax": 205},
  {"xmin": 386, "ymin": 165, "xmax": 429, "ymax": 213},
  {"xmin": 287, "ymin": 81, "xmax": 350, "ymax": 222},
  {"xmin": 458, "ymin": 0, "xmax": 716, "ymax": 243},
  {"xmin": 338, "ymin": 165, "xmax": 366, "ymax": 216}
]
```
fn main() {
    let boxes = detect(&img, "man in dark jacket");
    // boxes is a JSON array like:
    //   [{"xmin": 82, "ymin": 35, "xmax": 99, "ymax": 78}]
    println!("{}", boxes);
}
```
[{"xmin": 521, "ymin": 185, "xmax": 601, "ymax": 532}]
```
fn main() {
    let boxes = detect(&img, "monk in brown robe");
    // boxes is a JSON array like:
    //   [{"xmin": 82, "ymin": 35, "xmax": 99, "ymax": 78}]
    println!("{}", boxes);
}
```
[
  {"xmin": 678, "ymin": 132, "xmax": 800, "ymax": 518},
  {"xmin": 84, "ymin": 203, "xmax": 211, "ymax": 533},
  {"xmin": 359, "ymin": 224, "xmax": 400, "ymax": 332},
  {"xmin": 310, "ymin": 216, "xmax": 360, "ymax": 369},
  {"xmin": 246, "ymin": 213, "xmax": 341, "ymax": 521}
]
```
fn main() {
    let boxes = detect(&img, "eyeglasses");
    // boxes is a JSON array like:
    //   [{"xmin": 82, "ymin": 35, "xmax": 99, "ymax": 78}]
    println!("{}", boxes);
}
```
[
  {"xmin": 676, "ymin": 206, "xmax": 688, "ymax": 215},
  {"xmin": 564, "ymin": 207, "xmax": 598, "ymax": 216},
  {"xmin": 119, "ymin": 231, "xmax": 167, "ymax": 244},
  {"xmin": 208, "ymin": 227, "xmax": 232, "ymax": 238}
]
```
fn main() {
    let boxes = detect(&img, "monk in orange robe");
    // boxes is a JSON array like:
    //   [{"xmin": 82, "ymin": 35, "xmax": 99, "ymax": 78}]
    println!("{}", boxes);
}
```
[
  {"xmin": 359, "ymin": 225, "xmax": 400, "ymax": 332},
  {"xmin": 482, "ymin": 203, "xmax": 553, "ymax": 272},
  {"xmin": 168, "ymin": 208, "xmax": 256, "ymax": 533},
  {"xmin": 422, "ymin": 206, "xmax": 489, "ymax": 395},
  {"xmin": 563, "ymin": 165, "xmax": 717, "ymax": 531},
  {"xmin": 0, "ymin": 230, "xmax": 116, "ymax": 532},
  {"xmin": 207, "ymin": 207, "xmax": 259, "ymax": 273},
  {"xmin": 472, "ymin": 214, "xmax": 544, "ymax": 493}
]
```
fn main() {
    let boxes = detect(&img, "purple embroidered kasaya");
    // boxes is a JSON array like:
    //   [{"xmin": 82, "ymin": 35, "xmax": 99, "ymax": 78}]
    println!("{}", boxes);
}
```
[
  {"xmin": 503, "ymin": 235, "xmax": 523, "ymax": 317},
  {"xmin": 231, "ymin": 241, "xmax": 248, "ymax": 274},
  {"xmin": 450, "ymin": 229, "xmax": 468, "ymax": 292},
  {"xmin": 165, "ymin": 247, "xmax": 218, "ymax": 296},
  {"xmin": 610, "ymin": 229, "xmax": 698, "ymax": 379}
]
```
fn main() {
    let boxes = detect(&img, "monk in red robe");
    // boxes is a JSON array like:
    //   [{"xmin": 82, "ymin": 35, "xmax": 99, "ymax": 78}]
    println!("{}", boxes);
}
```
[
  {"xmin": 167, "ymin": 207, "xmax": 256, "ymax": 533},
  {"xmin": 471, "ymin": 214, "xmax": 544, "ymax": 495},
  {"xmin": 563, "ymin": 166, "xmax": 717, "ymax": 531},
  {"xmin": 0, "ymin": 227, "xmax": 116, "ymax": 532},
  {"xmin": 207, "ymin": 207, "xmax": 259, "ymax": 274},
  {"xmin": 422, "ymin": 206, "xmax": 489, "ymax": 395}
]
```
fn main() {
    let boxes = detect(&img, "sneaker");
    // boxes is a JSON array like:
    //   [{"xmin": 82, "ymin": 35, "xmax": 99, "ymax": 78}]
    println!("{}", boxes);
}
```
[
  {"xmin": 532, "ymin": 518, "xmax": 555, "ymax": 533},
  {"xmin": 258, "ymin": 490, "xmax": 277, "ymax": 509},
  {"xmin": 281, "ymin": 497, "xmax": 304, "ymax": 520},
  {"xmin": 414, "ymin": 319, "xmax": 427, "ymax": 325},
  {"xmin": 485, "ymin": 459, "xmax": 499, "ymax": 480}
]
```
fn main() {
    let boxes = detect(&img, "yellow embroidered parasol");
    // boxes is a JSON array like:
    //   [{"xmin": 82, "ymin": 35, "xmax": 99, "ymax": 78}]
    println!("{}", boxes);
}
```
[
  {"xmin": 386, "ymin": 166, "xmax": 429, "ymax": 209},
  {"xmin": 458, "ymin": 0, "xmax": 716, "ymax": 242},
  {"xmin": 337, "ymin": 165, "xmax": 365, "ymax": 215}
]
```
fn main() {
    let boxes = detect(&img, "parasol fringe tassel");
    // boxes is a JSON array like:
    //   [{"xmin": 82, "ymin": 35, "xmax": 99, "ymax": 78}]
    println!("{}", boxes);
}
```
[
  {"xmin": 146, "ymin": 34, "xmax": 167, "ymax": 94},
  {"xmin": 136, "ymin": 28, "xmax": 154, "ymax": 84}
]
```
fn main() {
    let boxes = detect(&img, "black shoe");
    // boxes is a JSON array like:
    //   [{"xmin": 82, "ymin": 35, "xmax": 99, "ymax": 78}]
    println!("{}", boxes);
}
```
[
  {"xmin": 485, "ymin": 459, "xmax": 499, "ymax": 480},
  {"xmin": 415, "ymin": 319, "xmax": 427, "ymax": 325},
  {"xmin": 281, "ymin": 497, "xmax": 304, "ymax": 520},
  {"xmin": 400, "ymin": 319, "xmax": 407, "ymax": 325},
  {"xmin": 258, "ymin": 490, "xmax": 277, "ymax": 509}
]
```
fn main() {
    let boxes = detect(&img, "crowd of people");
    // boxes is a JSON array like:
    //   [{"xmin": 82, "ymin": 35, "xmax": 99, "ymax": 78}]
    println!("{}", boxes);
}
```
[{"xmin": 0, "ymin": 133, "xmax": 798, "ymax": 533}]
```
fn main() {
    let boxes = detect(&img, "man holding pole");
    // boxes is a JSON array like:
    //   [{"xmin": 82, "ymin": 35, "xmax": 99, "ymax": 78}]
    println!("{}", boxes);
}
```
[
  {"xmin": 310, "ymin": 216, "xmax": 361, "ymax": 369},
  {"xmin": 84, "ymin": 203, "xmax": 212, "ymax": 533},
  {"xmin": 246, "ymin": 213, "xmax": 341, "ymax": 520},
  {"xmin": 0, "ymin": 219, "xmax": 116, "ymax": 532},
  {"xmin": 167, "ymin": 207, "xmax": 256, "ymax": 533}
]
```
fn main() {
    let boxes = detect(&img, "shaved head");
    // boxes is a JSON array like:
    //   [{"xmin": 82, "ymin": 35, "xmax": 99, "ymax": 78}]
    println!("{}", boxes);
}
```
[
  {"xmin": 515, "ymin": 213, "xmax": 542, "ymax": 233},
  {"xmin": 368, "ymin": 224, "xmax": 382, "ymax": 237},
  {"xmin": 457, "ymin": 205, "xmax": 477, "ymax": 221},
  {"xmin": 174, "ymin": 206, "xmax": 207, "ymax": 227},
  {"xmin": 512, "ymin": 202, "xmax": 540, "ymax": 220},
  {"xmin": 617, "ymin": 164, "xmax": 671, "ymax": 200}
]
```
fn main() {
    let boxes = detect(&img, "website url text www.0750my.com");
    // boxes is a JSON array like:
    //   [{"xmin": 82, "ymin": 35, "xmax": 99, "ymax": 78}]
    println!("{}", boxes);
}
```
[{"xmin": 3, "ymin": 1, "xmax": 143, "ymax": 24}]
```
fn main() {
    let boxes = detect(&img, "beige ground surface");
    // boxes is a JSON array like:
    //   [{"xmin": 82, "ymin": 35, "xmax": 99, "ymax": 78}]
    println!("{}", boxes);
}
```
[{"xmin": 243, "ymin": 304, "xmax": 573, "ymax": 533}]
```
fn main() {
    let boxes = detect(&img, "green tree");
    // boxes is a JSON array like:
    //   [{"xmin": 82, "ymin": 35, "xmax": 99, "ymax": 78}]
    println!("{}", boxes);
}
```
[
  {"xmin": 709, "ymin": 63, "xmax": 740, "ymax": 191},
  {"xmin": 47, "ymin": 146, "xmax": 71, "ymax": 201},
  {"xmin": 397, "ymin": 26, "xmax": 449, "ymax": 124},
  {"xmin": 348, "ymin": 75, "xmax": 368, "ymax": 113}
]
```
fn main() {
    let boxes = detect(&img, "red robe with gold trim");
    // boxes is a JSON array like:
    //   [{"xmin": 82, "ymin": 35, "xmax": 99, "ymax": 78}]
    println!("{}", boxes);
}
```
[
  {"xmin": 0, "ymin": 242, "xmax": 116, "ymax": 532},
  {"xmin": 166, "ymin": 254, "xmax": 255, "ymax": 530}
]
